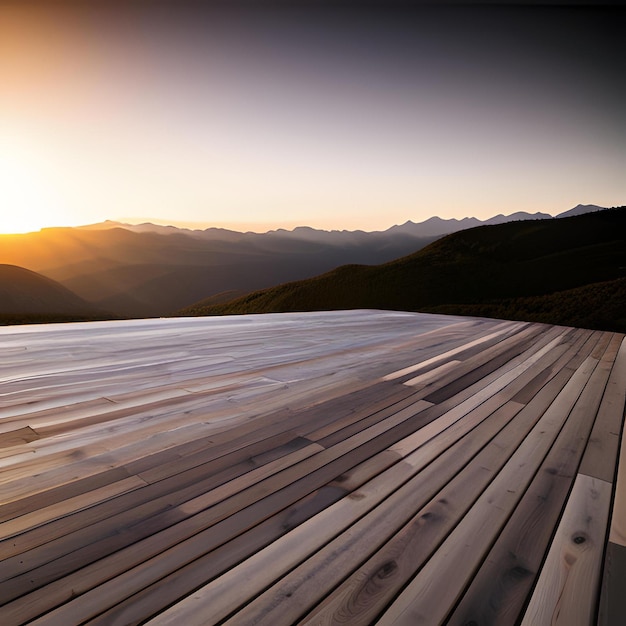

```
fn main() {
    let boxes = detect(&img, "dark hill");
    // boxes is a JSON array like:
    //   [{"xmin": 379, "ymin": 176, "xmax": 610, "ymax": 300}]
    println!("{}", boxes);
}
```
[
  {"xmin": 425, "ymin": 277, "xmax": 626, "ymax": 333},
  {"xmin": 0, "ymin": 264, "xmax": 109, "ymax": 325},
  {"xmin": 181, "ymin": 207, "xmax": 626, "ymax": 332}
]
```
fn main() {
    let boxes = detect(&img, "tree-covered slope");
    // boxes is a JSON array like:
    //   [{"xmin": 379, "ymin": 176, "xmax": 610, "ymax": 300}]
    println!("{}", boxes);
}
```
[{"xmin": 180, "ymin": 207, "xmax": 626, "ymax": 331}]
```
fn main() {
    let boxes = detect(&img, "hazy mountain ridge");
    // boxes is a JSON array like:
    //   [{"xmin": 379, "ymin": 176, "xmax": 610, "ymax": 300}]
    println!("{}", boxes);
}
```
[
  {"xmin": 81, "ymin": 205, "xmax": 598, "ymax": 241},
  {"xmin": 181, "ymin": 206, "xmax": 626, "ymax": 333},
  {"xmin": 0, "ymin": 204, "xmax": 609, "ymax": 318}
]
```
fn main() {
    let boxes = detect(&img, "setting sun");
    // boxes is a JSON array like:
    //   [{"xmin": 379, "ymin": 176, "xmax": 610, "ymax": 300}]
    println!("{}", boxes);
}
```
[{"xmin": 0, "ymin": 145, "xmax": 64, "ymax": 234}]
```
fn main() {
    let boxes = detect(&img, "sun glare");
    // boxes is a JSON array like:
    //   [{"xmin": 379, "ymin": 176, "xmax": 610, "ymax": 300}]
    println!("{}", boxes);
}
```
[
  {"xmin": 0, "ymin": 216, "xmax": 47, "ymax": 235},
  {"xmin": 0, "ymin": 149, "xmax": 62, "ymax": 234}
]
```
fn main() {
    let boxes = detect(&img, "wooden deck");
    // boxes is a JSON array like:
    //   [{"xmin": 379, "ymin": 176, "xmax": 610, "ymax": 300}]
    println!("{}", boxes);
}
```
[{"xmin": 0, "ymin": 310, "xmax": 624, "ymax": 625}]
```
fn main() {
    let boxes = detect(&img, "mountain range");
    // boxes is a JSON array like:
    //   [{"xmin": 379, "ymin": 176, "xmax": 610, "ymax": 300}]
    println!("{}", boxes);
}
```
[
  {"xmin": 182, "ymin": 206, "xmax": 626, "ymax": 333},
  {"xmin": 81, "ymin": 204, "xmax": 599, "ymax": 240},
  {"xmin": 0, "ymin": 203, "xmax": 612, "ymax": 322}
]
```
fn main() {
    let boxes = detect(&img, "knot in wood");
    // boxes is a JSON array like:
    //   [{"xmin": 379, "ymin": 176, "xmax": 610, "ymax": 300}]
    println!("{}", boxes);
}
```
[
  {"xmin": 510, "ymin": 565, "xmax": 532, "ymax": 579},
  {"xmin": 376, "ymin": 560, "xmax": 398, "ymax": 580}
]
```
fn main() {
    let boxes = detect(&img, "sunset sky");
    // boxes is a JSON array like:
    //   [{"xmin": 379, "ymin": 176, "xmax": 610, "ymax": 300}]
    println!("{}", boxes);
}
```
[{"xmin": 1, "ymin": 1, "xmax": 624, "ymax": 234}]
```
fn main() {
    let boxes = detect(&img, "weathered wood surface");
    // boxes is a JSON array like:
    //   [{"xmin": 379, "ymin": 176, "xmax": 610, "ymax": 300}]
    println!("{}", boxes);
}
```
[{"xmin": 0, "ymin": 310, "xmax": 623, "ymax": 625}]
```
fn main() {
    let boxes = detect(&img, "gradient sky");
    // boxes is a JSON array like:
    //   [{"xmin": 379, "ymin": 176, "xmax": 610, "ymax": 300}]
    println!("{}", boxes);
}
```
[{"xmin": 1, "ymin": 1, "xmax": 624, "ymax": 233}]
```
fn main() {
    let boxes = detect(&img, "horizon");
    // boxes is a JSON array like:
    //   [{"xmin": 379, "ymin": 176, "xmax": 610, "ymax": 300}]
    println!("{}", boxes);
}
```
[
  {"xmin": 1, "ymin": 3, "xmax": 624, "ymax": 235},
  {"xmin": 0, "ymin": 202, "xmax": 607, "ymax": 236}
]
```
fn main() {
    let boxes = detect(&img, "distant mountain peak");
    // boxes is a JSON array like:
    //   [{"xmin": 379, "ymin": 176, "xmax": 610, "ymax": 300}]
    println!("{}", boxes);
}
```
[
  {"xmin": 76, "ymin": 204, "xmax": 609, "ymax": 239},
  {"xmin": 557, "ymin": 204, "xmax": 606, "ymax": 218}
]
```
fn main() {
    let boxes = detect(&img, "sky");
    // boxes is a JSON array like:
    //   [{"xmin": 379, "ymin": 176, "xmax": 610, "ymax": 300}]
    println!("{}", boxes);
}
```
[{"xmin": 0, "ymin": 1, "xmax": 624, "ymax": 234}]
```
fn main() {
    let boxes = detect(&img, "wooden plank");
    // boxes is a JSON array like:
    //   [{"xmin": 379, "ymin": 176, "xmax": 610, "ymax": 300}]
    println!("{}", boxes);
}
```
[
  {"xmin": 0, "ymin": 432, "xmax": 308, "ymax": 561},
  {"xmin": 0, "ymin": 397, "xmax": 120, "ymax": 436},
  {"xmin": 2, "ymin": 442, "xmax": 326, "ymax": 623},
  {"xmin": 403, "ymin": 359, "xmax": 462, "ymax": 387},
  {"xmin": 446, "ymin": 336, "xmax": 615, "ymax": 625},
  {"xmin": 209, "ymin": 334, "xmax": 598, "ymax": 625},
  {"xmin": 390, "ymin": 328, "xmax": 597, "ymax": 462},
  {"xmin": 421, "ymin": 324, "xmax": 566, "ymax": 404},
  {"xmin": 0, "ymin": 426, "xmax": 39, "ymax": 448},
  {"xmin": 0, "ymin": 426, "xmax": 215, "ymax": 525},
  {"xmin": 0, "ymin": 421, "xmax": 217, "ymax": 501},
  {"xmin": 598, "ymin": 542, "xmax": 626, "ymax": 626},
  {"xmin": 0, "ymin": 400, "xmax": 434, "ymax": 616},
  {"xmin": 3, "ymin": 376, "xmax": 400, "ymax": 510},
  {"xmin": 375, "ymin": 352, "xmax": 607, "ymax": 626},
  {"xmin": 228, "ymin": 344, "xmax": 586, "ymax": 626},
  {"xmin": 382, "ymin": 322, "xmax": 520, "ymax": 380},
  {"xmin": 579, "ymin": 335, "xmax": 626, "ymax": 482},
  {"xmin": 136, "ymin": 383, "xmax": 417, "ymax": 486},
  {"xmin": 295, "ymin": 328, "xmax": 575, "ymax": 462},
  {"xmin": 509, "ymin": 327, "xmax": 591, "ymax": 405},
  {"xmin": 608, "ymin": 338, "xmax": 626, "ymax": 549},
  {"xmin": 0, "ymin": 316, "xmax": 444, "ymax": 426},
  {"xmin": 293, "ymin": 341, "xmax": 600, "ymax": 626},
  {"xmin": 84, "ymin": 485, "xmax": 364, "ymax": 626},
  {"xmin": 0, "ymin": 465, "xmax": 133, "ymax": 528},
  {"xmin": 311, "ymin": 390, "xmax": 429, "ymax": 449},
  {"xmin": 0, "ymin": 476, "xmax": 148, "ymax": 540},
  {"xmin": 2, "ymin": 446, "xmax": 397, "ymax": 623},
  {"xmin": 0, "ymin": 314, "xmax": 621, "ymax": 626},
  {"xmin": 0, "ymin": 384, "xmax": 410, "ymax": 549},
  {"xmin": 520, "ymin": 474, "xmax": 612, "ymax": 626},
  {"xmin": 144, "ymin": 401, "xmax": 527, "ymax": 626},
  {"xmin": 398, "ymin": 324, "xmax": 547, "ymax": 402},
  {"xmin": 0, "ymin": 429, "xmax": 302, "ymax": 555},
  {"xmin": 609, "ymin": 439, "xmax": 626, "ymax": 547},
  {"xmin": 2, "ymin": 326, "xmax": 564, "ymax": 604},
  {"xmin": 0, "ymin": 412, "xmax": 214, "ymax": 477},
  {"xmin": 7, "ymin": 324, "xmax": 556, "ymax": 616},
  {"xmin": 394, "ymin": 325, "xmax": 563, "ymax": 415}
]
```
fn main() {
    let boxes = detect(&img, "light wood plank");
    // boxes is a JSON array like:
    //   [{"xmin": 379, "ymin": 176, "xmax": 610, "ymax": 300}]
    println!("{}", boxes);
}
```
[
  {"xmin": 300, "ymin": 335, "xmax": 601, "ymax": 626},
  {"xmin": 147, "ymin": 401, "xmax": 526, "ymax": 626},
  {"xmin": 520, "ymin": 474, "xmax": 612, "ymax": 626},
  {"xmin": 0, "ymin": 399, "xmax": 434, "ymax": 619},
  {"xmin": 376, "ymin": 352, "xmax": 607, "ymax": 625},
  {"xmin": 0, "ymin": 476, "xmax": 148, "ymax": 539},
  {"xmin": 382, "ymin": 322, "xmax": 519, "ymax": 380},
  {"xmin": 213, "ymin": 334, "xmax": 597, "ymax": 625},
  {"xmin": 0, "ymin": 426, "xmax": 39, "ymax": 448},
  {"xmin": 445, "ymin": 333, "xmax": 618, "ymax": 625},
  {"xmin": 420, "ymin": 324, "xmax": 566, "ymax": 404},
  {"xmin": 580, "ymin": 335, "xmax": 626, "ymax": 482},
  {"xmin": 403, "ymin": 359, "xmax": 462, "ymax": 387}
]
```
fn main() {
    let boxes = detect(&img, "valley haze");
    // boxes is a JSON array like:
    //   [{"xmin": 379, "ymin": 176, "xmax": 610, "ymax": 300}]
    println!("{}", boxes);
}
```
[{"xmin": 1, "ymin": 204, "xmax": 624, "ymax": 334}]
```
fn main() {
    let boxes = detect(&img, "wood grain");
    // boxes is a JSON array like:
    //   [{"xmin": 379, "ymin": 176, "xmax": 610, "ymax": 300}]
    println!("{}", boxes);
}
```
[
  {"xmin": 0, "ymin": 312, "xmax": 622, "ymax": 626},
  {"xmin": 520, "ymin": 474, "xmax": 612, "ymax": 626}
]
